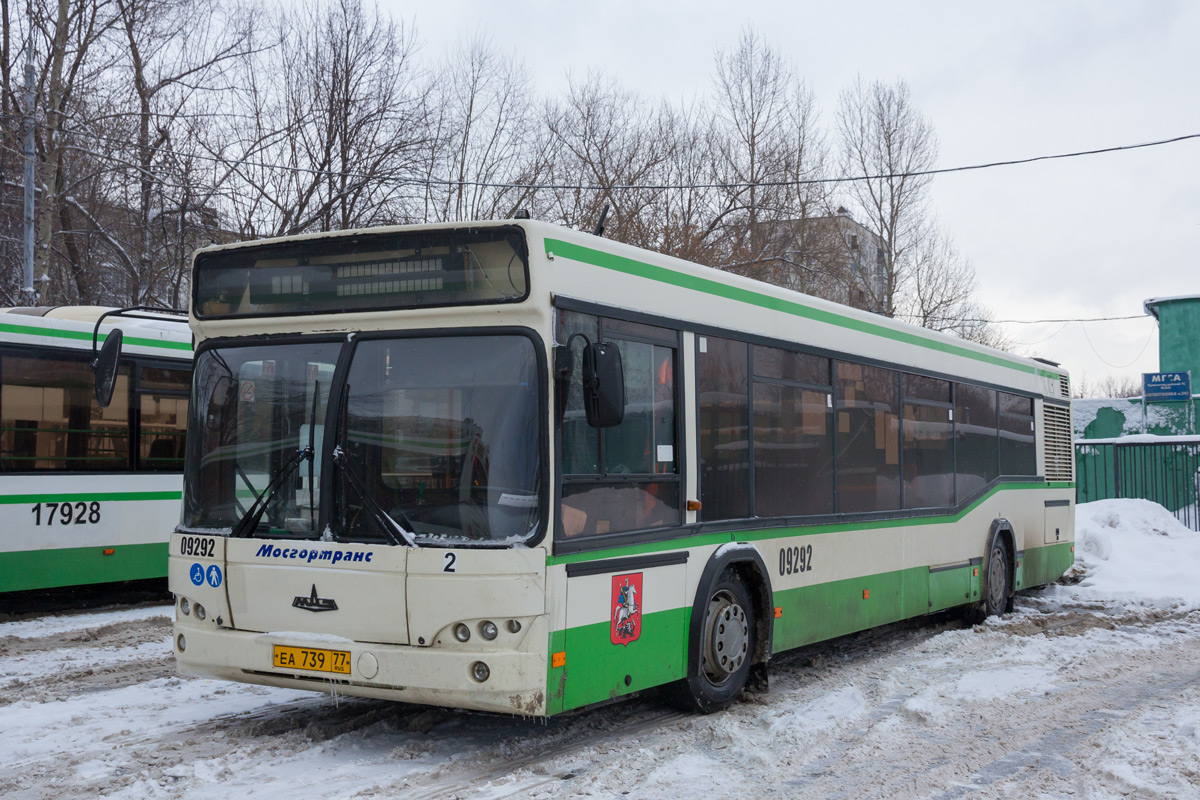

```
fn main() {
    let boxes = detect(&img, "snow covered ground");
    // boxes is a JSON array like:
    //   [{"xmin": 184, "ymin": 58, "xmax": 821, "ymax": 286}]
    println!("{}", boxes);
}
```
[{"xmin": 3, "ymin": 498, "xmax": 1200, "ymax": 799}]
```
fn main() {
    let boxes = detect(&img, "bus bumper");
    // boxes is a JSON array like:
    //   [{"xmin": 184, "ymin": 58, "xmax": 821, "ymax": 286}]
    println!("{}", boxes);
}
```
[{"xmin": 172, "ymin": 622, "xmax": 549, "ymax": 716}]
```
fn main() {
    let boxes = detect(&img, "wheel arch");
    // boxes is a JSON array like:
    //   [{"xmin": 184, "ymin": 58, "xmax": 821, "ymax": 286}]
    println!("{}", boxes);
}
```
[{"xmin": 686, "ymin": 544, "xmax": 774, "ymax": 678}]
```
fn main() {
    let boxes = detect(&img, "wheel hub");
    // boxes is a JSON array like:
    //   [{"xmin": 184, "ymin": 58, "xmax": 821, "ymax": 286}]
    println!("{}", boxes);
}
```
[
  {"xmin": 988, "ymin": 546, "xmax": 1006, "ymax": 609},
  {"xmin": 701, "ymin": 590, "xmax": 749, "ymax": 684}
]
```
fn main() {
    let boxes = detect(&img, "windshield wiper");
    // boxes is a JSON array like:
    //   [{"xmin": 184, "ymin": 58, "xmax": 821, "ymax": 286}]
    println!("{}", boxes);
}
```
[
  {"xmin": 230, "ymin": 380, "xmax": 321, "ymax": 539},
  {"xmin": 230, "ymin": 445, "xmax": 311, "ymax": 538},
  {"xmin": 332, "ymin": 384, "xmax": 417, "ymax": 547},
  {"xmin": 333, "ymin": 446, "xmax": 417, "ymax": 547}
]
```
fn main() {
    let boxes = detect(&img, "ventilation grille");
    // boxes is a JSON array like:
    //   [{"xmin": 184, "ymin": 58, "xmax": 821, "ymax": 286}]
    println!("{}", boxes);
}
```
[
  {"xmin": 1043, "ymin": 403, "xmax": 1074, "ymax": 481},
  {"xmin": 1059, "ymin": 374, "xmax": 1070, "ymax": 399}
]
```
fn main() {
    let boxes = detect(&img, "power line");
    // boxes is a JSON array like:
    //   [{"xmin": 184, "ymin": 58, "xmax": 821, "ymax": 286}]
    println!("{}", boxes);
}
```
[
  {"xmin": 1078, "ymin": 319, "xmax": 1157, "ymax": 370},
  {"xmin": 52, "ymin": 126, "xmax": 1200, "ymax": 193},
  {"xmin": 991, "ymin": 314, "xmax": 1149, "ymax": 325},
  {"xmin": 904, "ymin": 313, "xmax": 1150, "ymax": 326}
]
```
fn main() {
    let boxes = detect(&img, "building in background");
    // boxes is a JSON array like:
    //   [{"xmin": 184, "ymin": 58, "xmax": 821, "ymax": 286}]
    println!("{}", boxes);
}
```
[
  {"xmin": 1074, "ymin": 295, "xmax": 1200, "ymax": 440},
  {"xmin": 1075, "ymin": 295, "xmax": 1200, "ymax": 530},
  {"xmin": 747, "ymin": 207, "xmax": 888, "ymax": 314}
]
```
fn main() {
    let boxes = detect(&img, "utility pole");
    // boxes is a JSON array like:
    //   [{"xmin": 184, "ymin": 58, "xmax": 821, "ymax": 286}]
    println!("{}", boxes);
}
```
[{"xmin": 21, "ymin": 0, "xmax": 38, "ymax": 305}]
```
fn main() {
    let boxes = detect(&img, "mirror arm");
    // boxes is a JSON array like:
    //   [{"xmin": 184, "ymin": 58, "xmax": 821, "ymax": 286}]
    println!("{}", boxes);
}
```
[
  {"xmin": 90, "ymin": 304, "xmax": 185, "ymax": 366},
  {"xmin": 554, "ymin": 332, "xmax": 591, "ymax": 382}
]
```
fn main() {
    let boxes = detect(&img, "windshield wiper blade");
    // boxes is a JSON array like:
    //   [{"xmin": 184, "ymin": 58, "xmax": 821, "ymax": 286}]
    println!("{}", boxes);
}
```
[
  {"xmin": 231, "ymin": 445, "xmax": 311, "ymax": 538},
  {"xmin": 333, "ymin": 445, "xmax": 416, "ymax": 547},
  {"xmin": 332, "ymin": 382, "xmax": 416, "ymax": 547}
]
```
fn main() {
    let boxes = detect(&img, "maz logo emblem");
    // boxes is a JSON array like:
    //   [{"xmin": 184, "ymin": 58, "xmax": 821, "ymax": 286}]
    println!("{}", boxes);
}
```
[{"xmin": 293, "ymin": 584, "xmax": 338, "ymax": 612}]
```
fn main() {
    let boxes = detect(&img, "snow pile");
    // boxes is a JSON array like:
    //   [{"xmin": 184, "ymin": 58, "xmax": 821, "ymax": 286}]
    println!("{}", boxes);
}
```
[{"xmin": 1050, "ymin": 499, "xmax": 1200, "ymax": 610}]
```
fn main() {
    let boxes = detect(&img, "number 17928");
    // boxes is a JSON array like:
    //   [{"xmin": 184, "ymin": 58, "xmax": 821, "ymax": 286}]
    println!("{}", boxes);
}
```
[{"xmin": 31, "ymin": 501, "xmax": 102, "ymax": 526}]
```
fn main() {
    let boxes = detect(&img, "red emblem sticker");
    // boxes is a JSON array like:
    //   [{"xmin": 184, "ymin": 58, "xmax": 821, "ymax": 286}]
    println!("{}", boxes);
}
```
[{"xmin": 611, "ymin": 572, "xmax": 642, "ymax": 646}]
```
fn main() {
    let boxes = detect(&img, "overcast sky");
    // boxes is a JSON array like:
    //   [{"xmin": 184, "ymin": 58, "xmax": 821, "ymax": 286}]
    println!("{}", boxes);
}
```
[{"xmin": 397, "ymin": 0, "xmax": 1199, "ymax": 391}]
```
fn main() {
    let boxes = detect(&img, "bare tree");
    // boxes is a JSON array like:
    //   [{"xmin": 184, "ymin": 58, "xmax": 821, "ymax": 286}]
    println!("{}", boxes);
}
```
[
  {"xmin": 897, "ymin": 223, "xmax": 1008, "ymax": 347},
  {"xmin": 709, "ymin": 28, "xmax": 829, "ymax": 285},
  {"xmin": 542, "ymin": 71, "xmax": 673, "ymax": 245},
  {"xmin": 421, "ymin": 36, "xmax": 547, "ymax": 223},
  {"xmin": 643, "ymin": 101, "xmax": 729, "ymax": 266},
  {"xmin": 1073, "ymin": 374, "xmax": 1142, "ymax": 399},
  {"xmin": 108, "ymin": 0, "xmax": 252, "ymax": 304},
  {"xmin": 836, "ymin": 77, "xmax": 936, "ymax": 317},
  {"xmin": 219, "ymin": 0, "xmax": 427, "ymax": 237},
  {"xmin": 22, "ymin": 0, "xmax": 126, "ymax": 304}
]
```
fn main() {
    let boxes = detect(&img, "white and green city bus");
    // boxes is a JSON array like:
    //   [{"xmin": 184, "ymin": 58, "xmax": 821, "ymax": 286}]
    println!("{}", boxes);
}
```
[
  {"xmin": 158, "ymin": 219, "xmax": 1074, "ymax": 716},
  {"xmin": 0, "ymin": 306, "xmax": 191, "ymax": 592}
]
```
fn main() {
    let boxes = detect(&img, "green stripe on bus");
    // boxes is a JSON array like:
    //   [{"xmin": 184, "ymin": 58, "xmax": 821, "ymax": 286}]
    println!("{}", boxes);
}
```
[
  {"xmin": 544, "ymin": 238, "xmax": 1061, "ymax": 381},
  {"xmin": 1021, "ymin": 540, "xmax": 1076, "ymax": 589},
  {"xmin": 548, "ymin": 540, "xmax": 1075, "ymax": 713},
  {"xmin": 547, "ymin": 482, "xmax": 1064, "ymax": 565},
  {"xmin": 0, "ymin": 490, "xmax": 182, "ymax": 504},
  {"xmin": 0, "ymin": 541, "xmax": 168, "ymax": 592},
  {"xmin": 0, "ymin": 321, "xmax": 192, "ymax": 352},
  {"xmin": 551, "ymin": 606, "xmax": 689, "ymax": 713}
]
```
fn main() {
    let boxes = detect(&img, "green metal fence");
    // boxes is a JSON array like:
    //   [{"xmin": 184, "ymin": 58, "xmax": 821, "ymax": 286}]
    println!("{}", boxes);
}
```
[{"xmin": 1076, "ymin": 438, "xmax": 1200, "ymax": 530}]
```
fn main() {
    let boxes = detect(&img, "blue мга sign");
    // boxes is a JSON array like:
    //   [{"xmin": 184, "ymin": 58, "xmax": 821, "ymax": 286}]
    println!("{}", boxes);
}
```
[{"xmin": 1142, "ymin": 371, "xmax": 1192, "ymax": 402}]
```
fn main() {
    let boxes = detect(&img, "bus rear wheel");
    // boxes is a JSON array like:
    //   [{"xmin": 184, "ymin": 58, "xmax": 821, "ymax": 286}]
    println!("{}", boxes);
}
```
[
  {"xmin": 666, "ymin": 569, "xmax": 756, "ymax": 714},
  {"xmin": 983, "ymin": 536, "xmax": 1012, "ymax": 617}
]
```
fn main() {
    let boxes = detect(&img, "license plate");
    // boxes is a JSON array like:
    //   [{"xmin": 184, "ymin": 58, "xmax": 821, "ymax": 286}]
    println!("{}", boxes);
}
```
[{"xmin": 272, "ymin": 645, "xmax": 351, "ymax": 675}]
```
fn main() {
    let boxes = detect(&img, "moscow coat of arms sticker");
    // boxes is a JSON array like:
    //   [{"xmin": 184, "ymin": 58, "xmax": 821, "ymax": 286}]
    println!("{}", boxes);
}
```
[{"xmin": 610, "ymin": 572, "xmax": 642, "ymax": 646}]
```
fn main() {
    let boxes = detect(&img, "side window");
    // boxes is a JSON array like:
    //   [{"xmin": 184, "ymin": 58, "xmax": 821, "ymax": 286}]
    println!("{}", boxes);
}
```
[
  {"xmin": 0, "ymin": 350, "xmax": 130, "ymax": 471},
  {"xmin": 999, "ymin": 392, "xmax": 1036, "ymax": 476},
  {"xmin": 558, "ymin": 311, "xmax": 681, "ymax": 539},
  {"xmin": 955, "ymin": 383, "xmax": 998, "ymax": 499},
  {"xmin": 902, "ymin": 374, "xmax": 954, "ymax": 509},
  {"xmin": 836, "ymin": 362, "xmax": 900, "ymax": 513},
  {"xmin": 752, "ymin": 345, "xmax": 833, "ymax": 517},
  {"xmin": 697, "ymin": 337, "xmax": 749, "ymax": 520},
  {"xmin": 137, "ymin": 364, "xmax": 190, "ymax": 472}
]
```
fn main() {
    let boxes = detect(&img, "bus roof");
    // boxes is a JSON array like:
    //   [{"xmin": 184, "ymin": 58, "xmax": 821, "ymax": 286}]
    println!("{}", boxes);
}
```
[
  {"xmin": 188, "ymin": 218, "xmax": 1068, "ymax": 396},
  {"xmin": 0, "ymin": 306, "xmax": 192, "ymax": 357}
]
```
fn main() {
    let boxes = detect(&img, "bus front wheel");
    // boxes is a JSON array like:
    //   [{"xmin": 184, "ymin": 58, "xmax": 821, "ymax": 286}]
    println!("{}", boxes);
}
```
[{"xmin": 666, "ymin": 569, "xmax": 756, "ymax": 714}]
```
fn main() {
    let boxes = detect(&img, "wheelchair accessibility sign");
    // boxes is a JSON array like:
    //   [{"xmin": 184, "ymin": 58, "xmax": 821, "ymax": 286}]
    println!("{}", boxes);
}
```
[{"xmin": 190, "ymin": 563, "xmax": 223, "ymax": 588}]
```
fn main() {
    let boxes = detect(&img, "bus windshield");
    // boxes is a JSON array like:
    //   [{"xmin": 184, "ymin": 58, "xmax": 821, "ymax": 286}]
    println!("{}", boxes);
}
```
[
  {"xmin": 184, "ymin": 340, "xmax": 339, "ymax": 536},
  {"xmin": 183, "ymin": 334, "xmax": 543, "ymax": 546}
]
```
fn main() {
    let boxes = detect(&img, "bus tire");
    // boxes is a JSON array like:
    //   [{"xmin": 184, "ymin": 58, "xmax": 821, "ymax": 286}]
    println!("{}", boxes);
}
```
[
  {"xmin": 983, "ymin": 534, "xmax": 1012, "ymax": 618},
  {"xmin": 665, "ymin": 569, "xmax": 756, "ymax": 714}
]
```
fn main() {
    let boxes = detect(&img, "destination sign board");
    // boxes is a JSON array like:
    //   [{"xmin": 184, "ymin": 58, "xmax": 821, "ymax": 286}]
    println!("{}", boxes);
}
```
[{"xmin": 1142, "ymin": 371, "xmax": 1192, "ymax": 402}]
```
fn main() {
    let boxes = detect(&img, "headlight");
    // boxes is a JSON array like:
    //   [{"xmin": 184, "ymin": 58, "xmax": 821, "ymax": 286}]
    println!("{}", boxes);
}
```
[
  {"xmin": 454, "ymin": 623, "xmax": 470, "ymax": 642},
  {"xmin": 177, "ymin": 634, "xmax": 187, "ymax": 652},
  {"xmin": 480, "ymin": 621, "xmax": 498, "ymax": 640},
  {"xmin": 180, "ymin": 597, "xmax": 190, "ymax": 616},
  {"xmin": 194, "ymin": 604, "xmax": 206, "ymax": 621}
]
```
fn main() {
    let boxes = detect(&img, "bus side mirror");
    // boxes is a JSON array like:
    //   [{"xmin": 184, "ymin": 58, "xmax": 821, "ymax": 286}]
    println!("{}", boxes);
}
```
[
  {"xmin": 92, "ymin": 329, "xmax": 123, "ymax": 408},
  {"xmin": 583, "ymin": 341, "xmax": 624, "ymax": 428}
]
